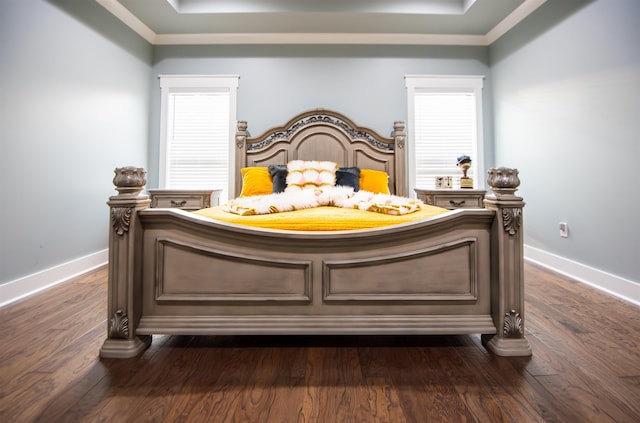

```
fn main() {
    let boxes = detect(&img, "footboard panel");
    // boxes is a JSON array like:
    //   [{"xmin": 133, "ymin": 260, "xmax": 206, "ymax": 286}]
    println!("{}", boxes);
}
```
[
  {"xmin": 156, "ymin": 237, "xmax": 312, "ymax": 303},
  {"xmin": 324, "ymin": 238, "xmax": 478, "ymax": 302},
  {"xmin": 134, "ymin": 209, "xmax": 496, "ymax": 337}
]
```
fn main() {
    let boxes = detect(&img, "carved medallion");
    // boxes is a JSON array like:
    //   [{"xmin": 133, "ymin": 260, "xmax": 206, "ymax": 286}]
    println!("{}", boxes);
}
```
[
  {"xmin": 394, "ymin": 121, "xmax": 406, "ymax": 149},
  {"xmin": 109, "ymin": 309, "xmax": 129, "ymax": 339},
  {"xmin": 503, "ymin": 310, "xmax": 524, "ymax": 338},
  {"xmin": 236, "ymin": 121, "xmax": 247, "ymax": 149},
  {"xmin": 502, "ymin": 208, "xmax": 522, "ymax": 236},
  {"xmin": 111, "ymin": 207, "xmax": 132, "ymax": 236},
  {"xmin": 235, "ymin": 135, "xmax": 245, "ymax": 150}
]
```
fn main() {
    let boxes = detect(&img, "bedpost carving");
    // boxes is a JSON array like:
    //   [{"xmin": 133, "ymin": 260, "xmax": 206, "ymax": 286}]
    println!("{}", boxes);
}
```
[
  {"xmin": 236, "ymin": 120, "xmax": 248, "ymax": 150},
  {"xmin": 100, "ymin": 167, "xmax": 152, "ymax": 358},
  {"xmin": 108, "ymin": 309, "xmax": 130, "ymax": 339},
  {"xmin": 482, "ymin": 167, "xmax": 532, "ymax": 356},
  {"xmin": 111, "ymin": 207, "xmax": 132, "ymax": 236},
  {"xmin": 503, "ymin": 309, "xmax": 524, "ymax": 338},
  {"xmin": 393, "ymin": 120, "xmax": 407, "ymax": 197},
  {"xmin": 234, "ymin": 120, "xmax": 249, "ymax": 198},
  {"xmin": 393, "ymin": 121, "xmax": 406, "ymax": 149}
]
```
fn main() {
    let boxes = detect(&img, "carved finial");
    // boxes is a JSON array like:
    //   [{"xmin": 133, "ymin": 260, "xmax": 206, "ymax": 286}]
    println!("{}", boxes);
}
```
[
  {"xmin": 113, "ymin": 167, "xmax": 146, "ymax": 195},
  {"xmin": 487, "ymin": 167, "xmax": 520, "ymax": 197}
]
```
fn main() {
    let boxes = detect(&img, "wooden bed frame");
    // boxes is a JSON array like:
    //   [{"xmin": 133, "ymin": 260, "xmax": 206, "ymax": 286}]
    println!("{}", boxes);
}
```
[{"xmin": 100, "ymin": 109, "xmax": 531, "ymax": 358}]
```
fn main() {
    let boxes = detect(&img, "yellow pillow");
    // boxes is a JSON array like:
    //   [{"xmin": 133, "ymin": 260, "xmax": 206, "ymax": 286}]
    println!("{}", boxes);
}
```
[
  {"xmin": 360, "ymin": 169, "xmax": 390, "ymax": 194},
  {"xmin": 239, "ymin": 167, "xmax": 272, "ymax": 197}
]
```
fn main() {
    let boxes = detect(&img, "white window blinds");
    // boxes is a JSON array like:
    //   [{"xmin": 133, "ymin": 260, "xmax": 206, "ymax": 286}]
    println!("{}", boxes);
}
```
[
  {"xmin": 159, "ymin": 75, "xmax": 239, "ymax": 202},
  {"xmin": 166, "ymin": 92, "xmax": 229, "ymax": 189},
  {"xmin": 406, "ymin": 75, "xmax": 484, "ymax": 193},
  {"xmin": 414, "ymin": 92, "xmax": 476, "ymax": 188}
]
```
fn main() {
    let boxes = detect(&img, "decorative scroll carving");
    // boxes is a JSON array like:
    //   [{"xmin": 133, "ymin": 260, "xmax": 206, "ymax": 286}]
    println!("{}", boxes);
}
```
[
  {"xmin": 111, "ymin": 207, "xmax": 132, "ymax": 236},
  {"xmin": 503, "ymin": 310, "xmax": 524, "ymax": 338},
  {"xmin": 247, "ymin": 112, "xmax": 395, "ymax": 152},
  {"xmin": 109, "ymin": 309, "xmax": 129, "ymax": 339},
  {"xmin": 502, "ymin": 207, "xmax": 522, "ymax": 236}
]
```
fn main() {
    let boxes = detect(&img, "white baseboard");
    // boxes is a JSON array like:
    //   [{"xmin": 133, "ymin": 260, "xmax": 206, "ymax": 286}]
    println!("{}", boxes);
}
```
[
  {"xmin": 0, "ymin": 249, "xmax": 108, "ymax": 308},
  {"xmin": 525, "ymin": 245, "xmax": 640, "ymax": 307}
]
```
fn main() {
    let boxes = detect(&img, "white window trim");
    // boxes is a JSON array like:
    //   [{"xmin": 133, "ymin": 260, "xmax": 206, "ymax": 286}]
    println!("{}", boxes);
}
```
[
  {"xmin": 158, "ymin": 74, "xmax": 239, "ymax": 197},
  {"xmin": 405, "ymin": 75, "xmax": 485, "ymax": 195}
]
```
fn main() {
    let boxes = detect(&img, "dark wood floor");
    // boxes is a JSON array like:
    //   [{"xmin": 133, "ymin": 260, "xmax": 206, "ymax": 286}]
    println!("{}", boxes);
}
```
[{"xmin": 1, "ymin": 263, "xmax": 639, "ymax": 422}]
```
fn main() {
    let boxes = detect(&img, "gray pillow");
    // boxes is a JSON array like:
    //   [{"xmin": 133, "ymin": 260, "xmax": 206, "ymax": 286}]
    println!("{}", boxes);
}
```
[
  {"xmin": 336, "ymin": 167, "xmax": 360, "ymax": 191},
  {"xmin": 268, "ymin": 164, "xmax": 288, "ymax": 193}
]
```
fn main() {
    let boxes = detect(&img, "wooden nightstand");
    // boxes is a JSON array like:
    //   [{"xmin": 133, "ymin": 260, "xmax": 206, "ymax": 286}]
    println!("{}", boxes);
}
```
[
  {"xmin": 148, "ymin": 189, "xmax": 222, "ymax": 211},
  {"xmin": 415, "ymin": 188, "xmax": 486, "ymax": 210}
]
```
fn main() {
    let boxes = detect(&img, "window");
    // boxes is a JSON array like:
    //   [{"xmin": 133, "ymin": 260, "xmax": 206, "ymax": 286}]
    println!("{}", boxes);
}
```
[
  {"xmin": 405, "ymin": 75, "xmax": 485, "ymax": 194},
  {"xmin": 159, "ymin": 75, "xmax": 239, "ymax": 202}
]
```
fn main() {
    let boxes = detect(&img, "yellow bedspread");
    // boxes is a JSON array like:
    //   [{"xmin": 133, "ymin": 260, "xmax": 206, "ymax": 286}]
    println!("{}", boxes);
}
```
[{"xmin": 193, "ymin": 205, "xmax": 449, "ymax": 231}]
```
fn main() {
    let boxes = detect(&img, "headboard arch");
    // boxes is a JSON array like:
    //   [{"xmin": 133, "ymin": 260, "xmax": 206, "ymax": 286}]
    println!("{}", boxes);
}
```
[{"xmin": 234, "ymin": 109, "xmax": 406, "ymax": 197}]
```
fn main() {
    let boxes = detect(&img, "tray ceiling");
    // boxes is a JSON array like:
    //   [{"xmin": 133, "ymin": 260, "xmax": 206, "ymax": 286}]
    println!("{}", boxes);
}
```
[{"xmin": 97, "ymin": 0, "xmax": 547, "ymax": 45}]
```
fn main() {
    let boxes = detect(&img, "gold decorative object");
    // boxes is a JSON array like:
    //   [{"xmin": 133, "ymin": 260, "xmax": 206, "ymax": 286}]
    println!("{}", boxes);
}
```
[{"xmin": 457, "ymin": 155, "xmax": 473, "ymax": 189}]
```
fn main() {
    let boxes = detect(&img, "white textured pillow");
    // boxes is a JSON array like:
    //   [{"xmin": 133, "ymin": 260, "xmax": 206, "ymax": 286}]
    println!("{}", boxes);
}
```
[{"xmin": 285, "ymin": 160, "xmax": 338, "ymax": 192}]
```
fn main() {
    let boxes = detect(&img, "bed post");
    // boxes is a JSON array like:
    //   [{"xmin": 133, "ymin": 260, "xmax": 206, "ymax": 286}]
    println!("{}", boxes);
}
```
[
  {"xmin": 99, "ymin": 166, "xmax": 152, "ymax": 358},
  {"xmin": 393, "ymin": 120, "xmax": 407, "ymax": 197},
  {"xmin": 482, "ymin": 168, "xmax": 532, "ymax": 356},
  {"xmin": 234, "ymin": 120, "xmax": 248, "ymax": 198}
]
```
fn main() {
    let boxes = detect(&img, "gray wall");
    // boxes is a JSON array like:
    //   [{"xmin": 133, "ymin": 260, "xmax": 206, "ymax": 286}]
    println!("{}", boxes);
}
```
[
  {"xmin": 491, "ymin": 0, "xmax": 640, "ymax": 282},
  {"xmin": 0, "ymin": 0, "xmax": 152, "ymax": 284},
  {"xmin": 147, "ymin": 45, "xmax": 494, "ymax": 188},
  {"xmin": 6, "ymin": 0, "xmax": 637, "ymax": 289}
]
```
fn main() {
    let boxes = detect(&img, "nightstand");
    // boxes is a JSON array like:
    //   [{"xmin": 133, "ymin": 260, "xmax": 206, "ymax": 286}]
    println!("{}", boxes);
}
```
[
  {"xmin": 148, "ymin": 189, "xmax": 222, "ymax": 211},
  {"xmin": 415, "ymin": 188, "xmax": 486, "ymax": 210}
]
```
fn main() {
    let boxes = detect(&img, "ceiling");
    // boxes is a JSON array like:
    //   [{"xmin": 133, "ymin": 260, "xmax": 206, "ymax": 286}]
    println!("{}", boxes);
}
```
[{"xmin": 97, "ymin": 0, "xmax": 547, "ymax": 46}]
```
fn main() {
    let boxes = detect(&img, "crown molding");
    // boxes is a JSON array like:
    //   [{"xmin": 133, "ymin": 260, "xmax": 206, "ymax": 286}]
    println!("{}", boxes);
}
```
[
  {"xmin": 96, "ymin": 0, "xmax": 156, "ymax": 43},
  {"xmin": 154, "ymin": 32, "xmax": 489, "ymax": 46},
  {"xmin": 485, "ymin": 0, "xmax": 547, "ymax": 44},
  {"xmin": 97, "ymin": 0, "xmax": 547, "ymax": 46}
]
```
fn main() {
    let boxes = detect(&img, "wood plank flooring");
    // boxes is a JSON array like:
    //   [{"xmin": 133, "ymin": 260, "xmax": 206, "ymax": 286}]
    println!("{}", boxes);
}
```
[{"xmin": 1, "ymin": 262, "xmax": 639, "ymax": 422}]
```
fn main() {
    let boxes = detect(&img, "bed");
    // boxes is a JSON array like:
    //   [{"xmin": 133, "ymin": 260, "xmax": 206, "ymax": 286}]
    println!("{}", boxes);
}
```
[{"xmin": 100, "ymin": 109, "xmax": 531, "ymax": 358}]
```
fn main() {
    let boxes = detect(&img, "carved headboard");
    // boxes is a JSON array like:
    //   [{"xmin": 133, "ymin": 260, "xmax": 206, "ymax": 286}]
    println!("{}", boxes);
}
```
[{"xmin": 234, "ymin": 109, "xmax": 406, "ymax": 197}]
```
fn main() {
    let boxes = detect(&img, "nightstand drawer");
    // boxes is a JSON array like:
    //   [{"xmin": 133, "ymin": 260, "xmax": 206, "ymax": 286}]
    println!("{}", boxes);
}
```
[
  {"xmin": 432, "ymin": 194, "xmax": 484, "ymax": 209},
  {"xmin": 148, "ymin": 189, "xmax": 221, "ymax": 211},
  {"xmin": 153, "ymin": 195, "xmax": 207, "ymax": 210},
  {"xmin": 414, "ymin": 189, "xmax": 486, "ymax": 210}
]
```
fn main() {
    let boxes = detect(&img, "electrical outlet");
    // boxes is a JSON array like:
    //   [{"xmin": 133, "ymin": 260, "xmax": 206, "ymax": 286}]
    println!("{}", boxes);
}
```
[{"xmin": 559, "ymin": 222, "xmax": 569, "ymax": 238}]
